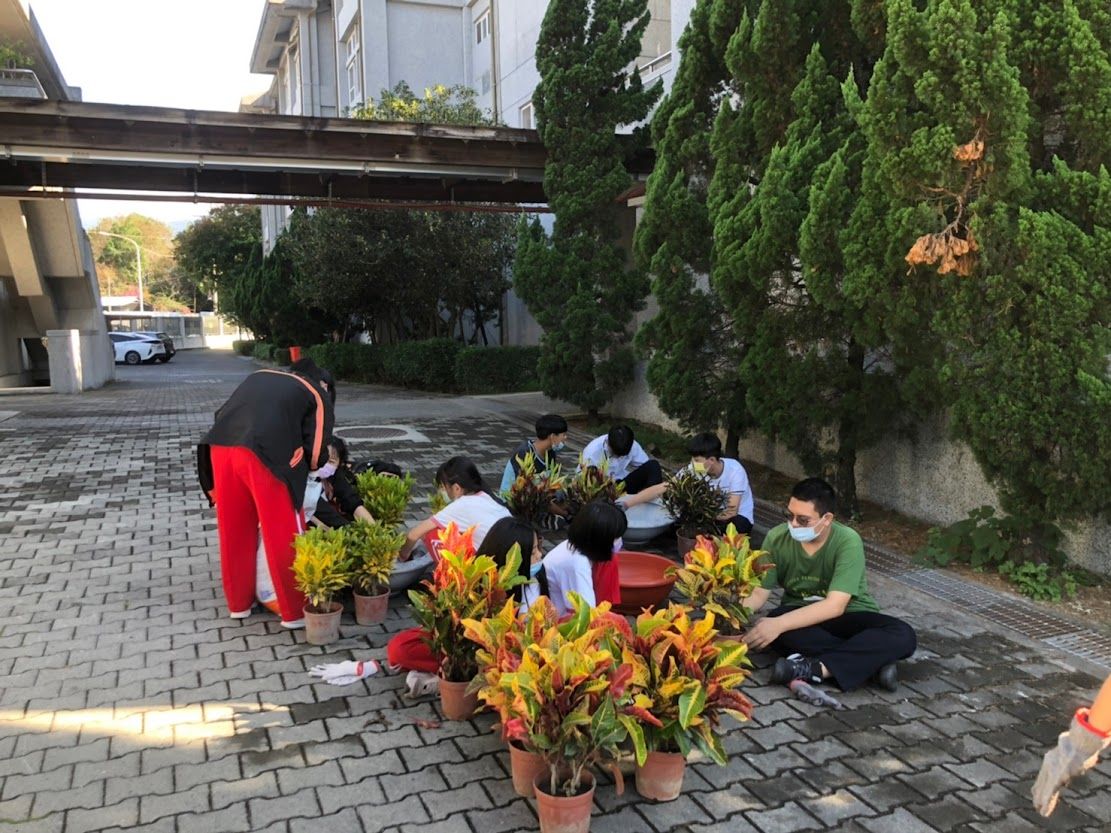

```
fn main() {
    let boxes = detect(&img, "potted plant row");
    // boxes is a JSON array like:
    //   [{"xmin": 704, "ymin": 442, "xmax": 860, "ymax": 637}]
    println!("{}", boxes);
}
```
[{"xmin": 408, "ymin": 523, "xmax": 526, "ymax": 720}]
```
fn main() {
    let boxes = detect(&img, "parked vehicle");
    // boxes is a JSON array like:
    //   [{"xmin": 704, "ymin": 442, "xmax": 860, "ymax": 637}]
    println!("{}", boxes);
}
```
[
  {"xmin": 109, "ymin": 332, "xmax": 166, "ymax": 365},
  {"xmin": 135, "ymin": 331, "xmax": 176, "ymax": 362}
]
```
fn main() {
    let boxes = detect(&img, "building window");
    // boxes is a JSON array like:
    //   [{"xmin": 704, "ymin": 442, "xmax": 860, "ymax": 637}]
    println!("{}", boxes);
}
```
[
  {"xmin": 345, "ymin": 25, "xmax": 362, "ymax": 105},
  {"xmin": 286, "ymin": 43, "xmax": 300, "ymax": 114},
  {"xmin": 519, "ymin": 101, "xmax": 533, "ymax": 129},
  {"xmin": 475, "ymin": 11, "xmax": 490, "ymax": 44}
]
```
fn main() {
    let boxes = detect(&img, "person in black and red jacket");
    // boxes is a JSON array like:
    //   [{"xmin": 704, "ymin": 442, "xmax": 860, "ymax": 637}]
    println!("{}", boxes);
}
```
[{"xmin": 197, "ymin": 358, "xmax": 336, "ymax": 628}]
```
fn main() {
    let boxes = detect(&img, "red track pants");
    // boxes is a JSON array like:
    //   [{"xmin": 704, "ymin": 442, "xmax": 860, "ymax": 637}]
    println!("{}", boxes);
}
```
[
  {"xmin": 387, "ymin": 627, "xmax": 440, "ymax": 673},
  {"xmin": 211, "ymin": 445, "xmax": 307, "ymax": 622}
]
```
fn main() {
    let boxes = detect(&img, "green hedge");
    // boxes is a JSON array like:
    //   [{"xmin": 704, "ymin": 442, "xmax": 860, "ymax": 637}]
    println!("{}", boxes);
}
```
[
  {"xmin": 302, "ymin": 339, "xmax": 538, "ymax": 394},
  {"xmin": 252, "ymin": 342, "xmax": 274, "ymax": 361},
  {"xmin": 455, "ymin": 345, "xmax": 541, "ymax": 394},
  {"xmin": 232, "ymin": 339, "xmax": 256, "ymax": 356},
  {"xmin": 381, "ymin": 338, "xmax": 460, "ymax": 390}
]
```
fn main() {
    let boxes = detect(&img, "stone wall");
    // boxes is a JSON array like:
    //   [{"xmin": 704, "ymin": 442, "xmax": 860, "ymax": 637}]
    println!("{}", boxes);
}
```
[{"xmin": 611, "ymin": 366, "xmax": 1111, "ymax": 576}]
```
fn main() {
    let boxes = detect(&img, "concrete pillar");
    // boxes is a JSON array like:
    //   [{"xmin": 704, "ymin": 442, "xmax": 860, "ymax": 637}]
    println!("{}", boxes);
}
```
[{"xmin": 45, "ymin": 329, "xmax": 114, "ymax": 393}]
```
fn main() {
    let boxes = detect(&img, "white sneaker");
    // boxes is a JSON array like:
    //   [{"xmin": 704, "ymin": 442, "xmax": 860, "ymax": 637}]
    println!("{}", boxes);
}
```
[
  {"xmin": 229, "ymin": 608, "xmax": 253, "ymax": 620},
  {"xmin": 405, "ymin": 670, "xmax": 439, "ymax": 698},
  {"xmin": 280, "ymin": 618, "xmax": 306, "ymax": 630}
]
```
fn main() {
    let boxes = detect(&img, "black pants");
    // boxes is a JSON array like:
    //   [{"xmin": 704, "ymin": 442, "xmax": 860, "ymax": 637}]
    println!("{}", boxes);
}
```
[
  {"xmin": 714, "ymin": 515, "xmax": 753, "ymax": 535},
  {"xmin": 766, "ymin": 606, "xmax": 917, "ymax": 691},
  {"xmin": 619, "ymin": 459, "xmax": 663, "ymax": 495}
]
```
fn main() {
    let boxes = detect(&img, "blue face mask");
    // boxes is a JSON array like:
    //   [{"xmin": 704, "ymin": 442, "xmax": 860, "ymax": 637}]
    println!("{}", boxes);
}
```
[
  {"xmin": 529, "ymin": 561, "xmax": 543, "ymax": 578},
  {"xmin": 552, "ymin": 441, "xmax": 566, "ymax": 452},
  {"xmin": 788, "ymin": 517, "xmax": 827, "ymax": 543}
]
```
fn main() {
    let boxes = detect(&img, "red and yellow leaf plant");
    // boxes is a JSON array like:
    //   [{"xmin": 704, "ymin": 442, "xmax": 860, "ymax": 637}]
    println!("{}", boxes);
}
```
[{"xmin": 408, "ymin": 523, "xmax": 527, "ymax": 682}]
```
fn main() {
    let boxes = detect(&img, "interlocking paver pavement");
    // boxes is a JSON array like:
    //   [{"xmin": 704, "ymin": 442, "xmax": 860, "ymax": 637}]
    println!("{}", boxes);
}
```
[{"xmin": 0, "ymin": 351, "xmax": 1108, "ymax": 832}]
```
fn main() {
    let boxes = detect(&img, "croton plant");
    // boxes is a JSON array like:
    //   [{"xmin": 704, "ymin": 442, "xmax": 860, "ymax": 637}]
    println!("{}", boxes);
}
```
[
  {"xmin": 669, "ymin": 523, "xmax": 772, "ymax": 633},
  {"xmin": 625, "ymin": 604, "xmax": 755, "ymax": 763},
  {"xmin": 502, "ymin": 451, "xmax": 567, "ymax": 527},
  {"xmin": 464, "ymin": 594, "xmax": 653, "ymax": 797},
  {"xmin": 408, "ymin": 523, "xmax": 527, "ymax": 682}
]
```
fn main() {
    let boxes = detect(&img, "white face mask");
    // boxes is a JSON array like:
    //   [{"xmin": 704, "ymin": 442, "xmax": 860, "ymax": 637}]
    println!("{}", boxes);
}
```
[{"xmin": 313, "ymin": 462, "xmax": 337, "ymax": 480}]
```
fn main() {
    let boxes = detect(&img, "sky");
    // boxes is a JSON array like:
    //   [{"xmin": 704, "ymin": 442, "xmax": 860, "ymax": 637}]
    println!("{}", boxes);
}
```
[{"xmin": 27, "ymin": 0, "xmax": 274, "ymax": 231}]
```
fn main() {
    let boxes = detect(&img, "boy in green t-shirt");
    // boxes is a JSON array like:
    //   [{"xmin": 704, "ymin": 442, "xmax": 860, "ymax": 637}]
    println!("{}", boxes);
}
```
[{"xmin": 741, "ymin": 478, "xmax": 916, "ymax": 692}]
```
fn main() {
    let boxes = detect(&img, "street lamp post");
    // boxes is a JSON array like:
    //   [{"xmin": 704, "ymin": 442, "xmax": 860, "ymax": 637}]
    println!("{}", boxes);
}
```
[{"xmin": 90, "ymin": 230, "xmax": 144, "ymax": 312}]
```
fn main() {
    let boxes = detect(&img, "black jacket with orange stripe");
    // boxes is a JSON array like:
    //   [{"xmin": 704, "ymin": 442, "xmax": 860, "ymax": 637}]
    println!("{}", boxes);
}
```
[{"xmin": 197, "ymin": 367, "xmax": 335, "ymax": 507}]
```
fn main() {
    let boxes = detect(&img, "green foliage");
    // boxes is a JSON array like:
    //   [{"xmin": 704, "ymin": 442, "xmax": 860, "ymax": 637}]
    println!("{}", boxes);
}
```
[
  {"xmin": 847, "ymin": 0, "xmax": 1111, "ymax": 555},
  {"xmin": 514, "ymin": 0, "xmax": 662, "ymax": 415},
  {"xmin": 291, "ymin": 527, "xmax": 353, "ymax": 612},
  {"xmin": 566, "ymin": 458, "xmax": 624, "ymax": 518},
  {"xmin": 351, "ymin": 82, "xmax": 492, "ymax": 124},
  {"xmin": 89, "ymin": 214, "xmax": 182, "ymax": 311},
  {"xmin": 464, "ymin": 594, "xmax": 647, "ymax": 796},
  {"xmin": 409, "ymin": 525, "xmax": 527, "ymax": 682},
  {"xmin": 231, "ymin": 340, "xmax": 255, "ymax": 356},
  {"xmin": 503, "ymin": 452, "xmax": 566, "ymax": 528},
  {"xmin": 917, "ymin": 506, "xmax": 1079, "ymax": 601},
  {"xmin": 668, "ymin": 525, "xmax": 772, "ymax": 633},
  {"xmin": 380, "ymin": 339, "xmax": 460, "ymax": 391},
  {"xmin": 175, "ymin": 206, "xmax": 262, "ymax": 314},
  {"xmin": 344, "ymin": 522, "xmax": 405, "ymax": 595},
  {"xmin": 454, "ymin": 346, "xmax": 540, "ymax": 394},
  {"xmin": 0, "ymin": 41, "xmax": 34, "ymax": 68},
  {"xmin": 635, "ymin": 0, "xmax": 750, "ymax": 446},
  {"xmin": 662, "ymin": 468, "xmax": 727, "ymax": 538},
  {"xmin": 355, "ymin": 470, "xmax": 414, "ymax": 530},
  {"xmin": 627, "ymin": 603, "xmax": 754, "ymax": 760},
  {"xmin": 303, "ymin": 341, "xmax": 540, "ymax": 394}
]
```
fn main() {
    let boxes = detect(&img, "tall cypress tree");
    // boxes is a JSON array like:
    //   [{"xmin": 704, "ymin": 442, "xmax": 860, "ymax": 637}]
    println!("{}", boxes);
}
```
[
  {"xmin": 850, "ymin": 0, "xmax": 1111, "ymax": 556},
  {"xmin": 634, "ymin": 0, "xmax": 749, "ymax": 451},
  {"xmin": 515, "ymin": 0, "xmax": 662, "ymax": 416}
]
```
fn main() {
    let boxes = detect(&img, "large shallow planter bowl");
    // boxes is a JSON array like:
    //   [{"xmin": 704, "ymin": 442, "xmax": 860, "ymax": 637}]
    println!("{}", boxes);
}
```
[
  {"xmin": 622, "ymin": 501, "xmax": 674, "ymax": 545},
  {"xmin": 389, "ymin": 552, "xmax": 433, "ymax": 594},
  {"xmin": 613, "ymin": 550, "xmax": 676, "ymax": 616}
]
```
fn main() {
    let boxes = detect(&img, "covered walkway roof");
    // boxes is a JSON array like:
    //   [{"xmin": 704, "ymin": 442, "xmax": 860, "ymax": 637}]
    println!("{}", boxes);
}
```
[{"xmin": 0, "ymin": 99, "xmax": 654, "ymax": 207}]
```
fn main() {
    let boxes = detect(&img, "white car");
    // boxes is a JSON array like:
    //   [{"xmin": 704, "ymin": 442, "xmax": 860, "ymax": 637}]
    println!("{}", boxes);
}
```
[{"xmin": 109, "ymin": 332, "xmax": 166, "ymax": 365}]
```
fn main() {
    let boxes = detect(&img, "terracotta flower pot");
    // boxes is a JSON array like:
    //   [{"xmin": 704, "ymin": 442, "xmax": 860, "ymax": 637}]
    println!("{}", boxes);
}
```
[
  {"xmin": 352, "ymin": 588, "xmax": 389, "ymax": 625},
  {"xmin": 635, "ymin": 750, "xmax": 686, "ymax": 801},
  {"xmin": 304, "ymin": 601, "xmax": 343, "ymax": 646},
  {"xmin": 509, "ymin": 740, "xmax": 548, "ymax": 798},
  {"xmin": 533, "ymin": 771, "xmax": 595, "ymax": 833},
  {"xmin": 438, "ymin": 676, "xmax": 479, "ymax": 721}
]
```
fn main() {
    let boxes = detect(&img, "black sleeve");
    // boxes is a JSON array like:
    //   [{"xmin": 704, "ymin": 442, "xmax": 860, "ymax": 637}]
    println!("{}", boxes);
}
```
[
  {"xmin": 313, "ymin": 496, "xmax": 350, "ymax": 529},
  {"xmin": 331, "ymin": 473, "xmax": 363, "ymax": 516}
]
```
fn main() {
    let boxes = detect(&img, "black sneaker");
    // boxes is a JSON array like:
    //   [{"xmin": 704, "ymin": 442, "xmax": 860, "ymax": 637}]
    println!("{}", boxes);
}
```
[
  {"xmin": 771, "ymin": 653, "xmax": 823, "ymax": 685},
  {"xmin": 875, "ymin": 662, "xmax": 898, "ymax": 692}
]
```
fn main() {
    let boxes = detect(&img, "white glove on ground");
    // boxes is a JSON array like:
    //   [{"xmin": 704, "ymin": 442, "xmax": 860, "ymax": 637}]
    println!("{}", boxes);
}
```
[
  {"xmin": 1032, "ymin": 710, "xmax": 1110, "ymax": 816},
  {"xmin": 309, "ymin": 660, "xmax": 381, "ymax": 686}
]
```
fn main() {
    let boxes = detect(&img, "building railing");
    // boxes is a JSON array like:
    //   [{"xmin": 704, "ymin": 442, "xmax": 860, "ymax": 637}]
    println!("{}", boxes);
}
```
[
  {"xmin": 639, "ymin": 51, "xmax": 673, "ymax": 79},
  {"xmin": 0, "ymin": 68, "xmax": 46, "ymax": 99}
]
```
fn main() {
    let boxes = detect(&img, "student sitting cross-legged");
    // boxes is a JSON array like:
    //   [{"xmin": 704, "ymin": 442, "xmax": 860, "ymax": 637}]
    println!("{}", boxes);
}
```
[
  {"xmin": 741, "ymin": 477, "xmax": 917, "ymax": 692},
  {"xmin": 579, "ymin": 425, "xmax": 663, "ymax": 496}
]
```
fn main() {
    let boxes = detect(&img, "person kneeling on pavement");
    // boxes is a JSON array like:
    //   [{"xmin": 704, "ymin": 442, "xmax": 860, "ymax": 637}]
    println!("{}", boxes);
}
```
[{"xmin": 741, "ymin": 477, "xmax": 916, "ymax": 692}]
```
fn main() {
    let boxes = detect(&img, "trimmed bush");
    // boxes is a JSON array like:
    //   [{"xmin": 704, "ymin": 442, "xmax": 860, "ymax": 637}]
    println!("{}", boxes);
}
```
[
  {"xmin": 252, "ymin": 342, "xmax": 274, "ymax": 362},
  {"xmin": 274, "ymin": 347, "xmax": 292, "ymax": 366},
  {"xmin": 381, "ymin": 338, "xmax": 460, "ymax": 391},
  {"xmin": 455, "ymin": 345, "xmax": 540, "ymax": 394},
  {"xmin": 305, "ymin": 343, "xmax": 383, "ymax": 383},
  {"xmin": 232, "ymin": 339, "xmax": 256, "ymax": 356}
]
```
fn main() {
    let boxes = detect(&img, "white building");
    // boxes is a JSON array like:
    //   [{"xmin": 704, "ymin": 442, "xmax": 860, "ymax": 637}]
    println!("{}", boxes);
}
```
[{"xmin": 245, "ymin": 1, "xmax": 689, "ymax": 343}]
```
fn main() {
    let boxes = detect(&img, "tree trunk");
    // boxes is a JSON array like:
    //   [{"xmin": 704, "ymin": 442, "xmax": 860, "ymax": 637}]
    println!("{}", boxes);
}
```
[
  {"xmin": 834, "ymin": 340, "xmax": 867, "ymax": 520},
  {"xmin": 724, "ymin": 428, "xmax": 739, "ymax": 459}
]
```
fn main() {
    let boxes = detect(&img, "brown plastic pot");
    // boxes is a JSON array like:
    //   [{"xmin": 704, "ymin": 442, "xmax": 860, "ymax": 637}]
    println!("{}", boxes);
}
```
[
  {"xmin": 612, "ymin": 550, "xmax": 677, "ymax": 616},
  {"xmin": 352, "ymin": 588, "xmax": 389, "ymax": 625},
  {"xmin": 676, "ymin": 533, "xmax": 698, "ymax": 559},
  {"xmin": 533, "ymin": 771, "xmax": 595, "ymax": 833},
  {"xmin": 509, "ymin": 741, "xmax": 548, "ymax": 798},
  {"xmin": 635, "ymin": 750, "xmax": 686, "ymax": 801},
  {"xmin": 304, "ymin": 601, "xmax": 343, "ymax": 646},
  {"xmin": 438, "ymin": 676, "xmax": 479, "ymax": 721}
]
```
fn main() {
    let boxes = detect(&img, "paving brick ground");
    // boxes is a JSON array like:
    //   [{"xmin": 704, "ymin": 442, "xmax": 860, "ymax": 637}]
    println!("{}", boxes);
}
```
[{"xmin": 0, "ymin": 351, "xmax": 1108, "ymax": 833}]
